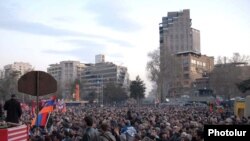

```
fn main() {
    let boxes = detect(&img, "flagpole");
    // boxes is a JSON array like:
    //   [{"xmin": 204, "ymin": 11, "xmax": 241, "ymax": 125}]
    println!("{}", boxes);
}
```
[{"xmin": 36, "ymin": 71, "xmax": 40, "ymax": 135}]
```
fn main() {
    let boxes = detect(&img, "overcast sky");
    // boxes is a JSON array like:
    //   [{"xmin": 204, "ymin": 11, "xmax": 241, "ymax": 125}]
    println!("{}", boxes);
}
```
[{"xmin": 0, "ymin": 0, "xmax": 250, "ymax": 94}]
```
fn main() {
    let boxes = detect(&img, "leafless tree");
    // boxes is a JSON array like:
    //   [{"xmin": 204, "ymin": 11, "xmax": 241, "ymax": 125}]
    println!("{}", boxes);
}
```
[
  {"xmin": 146, "ymin": 49, "xmax": 161, "ymax": 101},
  {"xmin": 210, "ymin": 53, "xmax": 250, "ymax": 99},
  {"xmin": 146, "ymin": 48, "xmax": 181, "ymax": 102}
]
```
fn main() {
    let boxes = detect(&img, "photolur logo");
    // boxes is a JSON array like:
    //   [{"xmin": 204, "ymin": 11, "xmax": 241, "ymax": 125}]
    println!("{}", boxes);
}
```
[
  {"xmin": 204, "ymin": 125, "xmax": 250, "ymax": 141},
  {"xmin": 208, "ymin": 129, "xmax": 247, "ymax": 136}
]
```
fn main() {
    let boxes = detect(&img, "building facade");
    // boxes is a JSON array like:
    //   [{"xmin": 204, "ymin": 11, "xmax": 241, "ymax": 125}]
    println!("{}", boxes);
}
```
[
  {"xmin": 159, "ymin": 9, "xmax": 200, "ymax": 55},
  {"xmin": 81, "ymin": 62, "xmax": 130, "ymax": 101},
  {"xmin": 4, "ymin": 62, "xmax": 33, "ymax": 78},
  {"xmin": 95, "ymin": 54, "xmax": 105, "ymax": 64},
  {"xmin": 47, "ymin": 61, "xmax": 87, "ymax": 98},
  {"xmin": 159, "ymin": 9, "xmax": 213, "ymax": 100},
  {"xmin": 176, "ymin": 52, "xmax": 214, "ymax": 88},
  {"xmin": 165, "ymin": 52, "xmax": 214, "ymax": 97}
]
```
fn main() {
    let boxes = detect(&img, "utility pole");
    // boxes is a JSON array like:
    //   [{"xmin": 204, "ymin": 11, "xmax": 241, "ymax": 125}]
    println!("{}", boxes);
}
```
[
  {"xmin": 101, "ymin": 75, "xmax": 103, "ymax": 106},
  {"xmin": 98, "ymin": 74, "xmax": 104, "ymax": 107}
]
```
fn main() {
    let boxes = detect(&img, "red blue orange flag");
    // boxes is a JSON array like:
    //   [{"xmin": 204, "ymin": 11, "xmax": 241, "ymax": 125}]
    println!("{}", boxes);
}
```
[{"xmin": 31, "ymin": 96, "xmax": 56, "ymax": 127}]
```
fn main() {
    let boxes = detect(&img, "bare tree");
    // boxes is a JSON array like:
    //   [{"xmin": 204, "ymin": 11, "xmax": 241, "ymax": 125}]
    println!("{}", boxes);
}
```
[
  {"xmin": 216, "ymin": 56, "xmax": 224, "ymax": 64},
  {"xmin": 146, "ymin": 49, "xmax": 161, "ymax": 101},
  {"xmin": 210, "ymin": 53, "xmax": 250, "ymax": 99},
  {"xmin": 146, "ymin": 48, "xmax": 181, "ymax": 102},
  {"xmin": 210, "ymin": 63, "xmax": 241, "ymax": 98},
  {"xmin": 146, "ymin": 49, "xmax": 160, "ymax": 82},
  {"xmin": 230, "ymin": 53, "xmax": 250, "ymax": 63}
]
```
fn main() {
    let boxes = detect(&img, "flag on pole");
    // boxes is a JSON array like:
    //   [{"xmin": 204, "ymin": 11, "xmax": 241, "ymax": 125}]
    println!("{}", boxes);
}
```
[
  {"xmin": 31, "ymin": 96, "xmax": 56, "ymax": 127},
  {"xmin": 31, "ymin": 112, "xmax": 49, "ymax": 127}
]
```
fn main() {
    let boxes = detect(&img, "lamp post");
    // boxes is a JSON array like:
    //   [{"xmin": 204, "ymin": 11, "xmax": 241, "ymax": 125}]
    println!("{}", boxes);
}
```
[
  {"xmin": 98, "ymin": 74, "xmax": 104, "ymax": 107},
  {"xmin": 101, "ymin": 75, "xmax": 103, "ymax": 106}
]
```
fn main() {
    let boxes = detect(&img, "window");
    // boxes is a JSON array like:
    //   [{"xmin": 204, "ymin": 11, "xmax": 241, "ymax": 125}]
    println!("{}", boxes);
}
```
[
  {"xmin": 197, "ymin": 61, "xmax": 201, "ymax": 66},
  {"xmin": 190, "ymin": 66, "xmax": 196, "ymax": 71},
  {"xmin": 176, "ymin": 45, "xmax": 179, "ymax": 51},
  {"xmin": 170, "ymin": 34, "xmax": 173, "ymax": 39},
  {"xmin": 181, "ymin": 45, "xmax": 184, "ymax": 50},
  {"xmin": 203, "ymin": 62, "xmax": 206, "ymax": 67},
  {"xmin": 191, "ymin": 59, "xmax": 196, "ymax": 64},
  {"xmin": 183, "ymin": 58, "xmax": 188, "ymax": 63},
  {"xmin": 183, "ymin": 67, "xmax": 189, "ymax": 71},
  {"xmin": 184, "ymin": 81, "xmax": 189, "ymax": 85},
  {"xmin": 184, "ymin": 73, "xmax": 189, "ymax": 79}
]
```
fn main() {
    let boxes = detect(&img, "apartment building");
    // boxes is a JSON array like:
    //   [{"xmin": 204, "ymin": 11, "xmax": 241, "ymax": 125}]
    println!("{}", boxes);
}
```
[
  {"xmin": 81, "ymin": 55, "xmax": 130, "ymax": 99},
  {"xmin": 4, "ymin": 62, "xmax": 33, "ymax": 78},
  {"xmin": 47, "ymin": 61, "xmax": 87, "ymax": 98}
]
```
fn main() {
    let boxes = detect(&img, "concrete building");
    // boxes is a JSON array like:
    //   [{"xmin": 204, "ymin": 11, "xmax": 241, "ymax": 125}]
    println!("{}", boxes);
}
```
[
  {"xmin": 4, "ymin": 62, "xmax": 33, "ymax": 78},
  {"xmin": 159, "ymin": 9, "xmax": 200, "ymax": 55},
  {"xmin": 95, "ymin": 54, "xmax": 105, "ymax": 64},
  {"xmin": 81, "ymin": 61, "xmax": 130, "ymax": 101},
  {"xmin": 47, "ymin": 61, "xmax": 87, "ymax": 98},
  {"xmin": 176, "ymin": 52, "xmax": 214, "ymax": 87},
  {"xmin": 159, "ymin": 9, "xmax": 214, "ymax": 100},
  {"xmin": 165, "ymin": 52, "xmax": 214, "ymax": 97}
]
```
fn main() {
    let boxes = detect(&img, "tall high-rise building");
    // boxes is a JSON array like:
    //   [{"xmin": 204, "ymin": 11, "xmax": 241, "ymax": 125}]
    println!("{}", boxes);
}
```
[
  {"xmin": 159, "ymin": 9, "xmax": 213, "ymax": 101},
  {"xmin": 160, "ymin": 9, "xmax": 200, "ymax": 55},
  {"xmin": 47, "ymin": 61, "xmax": 87, "ymax": 98}
]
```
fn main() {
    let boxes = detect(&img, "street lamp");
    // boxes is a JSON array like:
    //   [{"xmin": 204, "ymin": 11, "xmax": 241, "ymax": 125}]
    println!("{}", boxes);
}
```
[
  {"xmin": 101, "ymin": 75, "xmax": 103, "ymax": 106},
  {"xmin": 97, "ymin": 74, "xmax": 104, "ymax": 107}
]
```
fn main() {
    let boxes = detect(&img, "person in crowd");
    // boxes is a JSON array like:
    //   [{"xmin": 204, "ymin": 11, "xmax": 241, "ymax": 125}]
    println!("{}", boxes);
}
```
[
  {"xmin": 82, "ymin": 116, "xmax": 99, "ymax": 141},
  {"xmin": 4, "ymin": 94, "xmax": 22, "ymax": 123},
  {"xmin": 20, "ymin": 102, "xmax": 248, "ymax": 141},
  {"xmin": 99, "ymin": 122, "xmax": 116, "ymax": 141},
  {"xmin": 120, "ymin": 120, "xmax": 137, "ymax": 141},
  {"xmin": 110, "ymin": 120, "xmax": 121, "ymax": 141}
]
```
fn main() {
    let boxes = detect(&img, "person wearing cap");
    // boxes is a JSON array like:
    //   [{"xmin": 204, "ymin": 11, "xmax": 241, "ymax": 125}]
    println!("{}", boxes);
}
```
[{"xmin": 3, "ymin": 94, "xmax": 22, "ymax": 124}]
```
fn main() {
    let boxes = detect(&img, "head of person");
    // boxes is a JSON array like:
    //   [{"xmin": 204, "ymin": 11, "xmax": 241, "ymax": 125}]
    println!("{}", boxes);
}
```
[
  {"xmin": 84, "ymin": 116, "xmax": 93, "ymax": 127},
  {"xmin": 100, "ymin": 122, "xmax": 110, "ymax": 132},
  {"xmin": 125, "ymin": 120, "xmax": 131, "ymax": 126},
  {"xmin": 11, "ymin": 94, "xmax": 16, "ymax": 99}
]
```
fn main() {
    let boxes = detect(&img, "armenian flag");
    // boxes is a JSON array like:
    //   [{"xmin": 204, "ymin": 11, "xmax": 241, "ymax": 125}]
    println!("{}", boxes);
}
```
[{"xmin": 31, "ymin": 96, "xmax": 56, "ymax": 127}]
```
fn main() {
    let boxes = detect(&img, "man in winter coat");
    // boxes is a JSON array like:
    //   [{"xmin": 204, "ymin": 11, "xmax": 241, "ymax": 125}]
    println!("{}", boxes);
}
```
[{"xmin": 4, "ymin": 94, "xmax": 22, "ymax": 123}]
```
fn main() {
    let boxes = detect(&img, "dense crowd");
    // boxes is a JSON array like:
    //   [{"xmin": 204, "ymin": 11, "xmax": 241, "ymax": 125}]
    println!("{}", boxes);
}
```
[{"xmin": 16, "ymin": 104, "xmax": 249, "ymax": 141}]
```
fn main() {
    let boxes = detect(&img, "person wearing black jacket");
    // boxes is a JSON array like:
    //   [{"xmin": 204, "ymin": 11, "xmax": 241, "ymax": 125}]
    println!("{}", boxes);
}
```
[{"xmin": 3, "ymin": 94, "xmax": 22, "ymax": 123}]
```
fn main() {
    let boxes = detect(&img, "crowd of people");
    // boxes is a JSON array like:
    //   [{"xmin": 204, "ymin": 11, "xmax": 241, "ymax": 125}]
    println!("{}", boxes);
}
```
[
  {"xmin": 18, "ymin": 104, "xmax": 249, "ymax": 141},
  {"xmin": 1, "ymin": 95, "xmax": 250, "ymax": 141}
]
